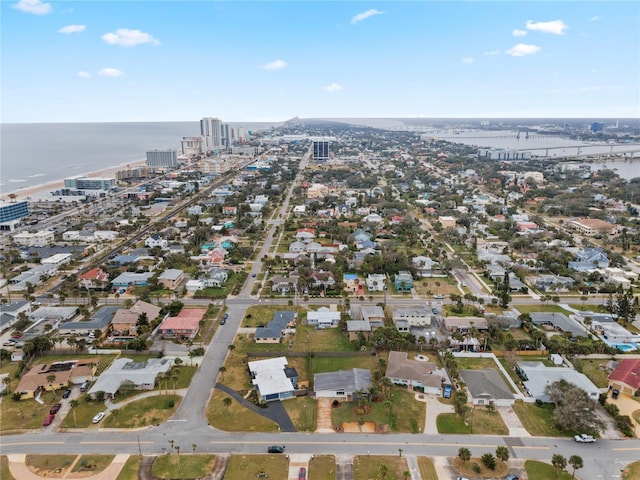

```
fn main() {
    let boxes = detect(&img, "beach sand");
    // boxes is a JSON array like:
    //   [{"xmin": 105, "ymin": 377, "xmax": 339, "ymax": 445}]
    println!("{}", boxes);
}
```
[{"xmin": 2, "ymin": 161, "xmax": 147, "ymax": 202}]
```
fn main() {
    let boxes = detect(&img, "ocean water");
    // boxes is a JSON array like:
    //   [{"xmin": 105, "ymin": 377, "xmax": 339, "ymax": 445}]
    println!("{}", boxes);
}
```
[{"xmin": 0, "ymin": 121, "xmax": 277, "ymax": 195}]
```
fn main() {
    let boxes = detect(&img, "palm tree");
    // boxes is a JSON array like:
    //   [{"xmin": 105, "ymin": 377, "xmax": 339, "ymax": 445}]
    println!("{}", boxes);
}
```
[
  {"xmin": 2, "ymin": 376, "xmax": 11, "ymax": 393},
  {"xmin": 218, "ymin": 366, "xmax": 226, "ymax": 382},
  {"xmin": 377, "ymin": 463, "xmax": 389, "ymax": 480},
  {"xmin": 223, "ymin": 396, "xmax": 232, "ymax": 412},
  {"xmin": 171, "ymin": 372, "xmax": 178, "ymax": 395},
  {"xmin": 70, "ymin": 399, "xmax": 79, "ymax": 427},
  {"xmin": 552, "ymin": 454, "xmax": 567, "ymax": 479},
  {"xmin": 495, "ymin": 445, "xmax": 510, "ymax": 462},
  {"xmin": 458, "ymin": 447, "xmax": 471, "ymax": 463},
  {"xmin": 568, "ymin": 455, "xmax": 583, "ymax": 479},
  {"xmin": 46, "ymin": 374, "xmax": 57, "ymax": 397}
]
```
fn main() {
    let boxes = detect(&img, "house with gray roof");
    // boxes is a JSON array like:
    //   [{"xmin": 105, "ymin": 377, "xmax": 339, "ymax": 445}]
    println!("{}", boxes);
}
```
[
  {"xmin": 314, "ymin": 368, "xmax": 372, "ymax": 400},
  {"xmin": 0, "ymin": 301, "xmax": 31, "ymax": 330},
  {"xmin": 386, "ymin": 351, "xmax": 442, "ymax": 395},
  {"xmin": 254, "ymin": 311, "xmax": 296, "ymax": 343},
  {"xmin": 111, "ymin": 272, "xmax": 153, "ymax": 287},
  {"xmin": 517, "ymin": 361, "xmax": 600, "ymax": 402},
  {"xmin": 58, "ymin": 306, "xmax": 121, "ymax": 336},
  {"xmin": 530, "ymin": 312, "xmax": 586, "ymax": 338},
  {"xmin": 459, "ymin": 368, "xmax": 515, "ymax": 406},
  {"xmin": 87, "ymin": 357, "xmax": 173, "ymax": 399}
]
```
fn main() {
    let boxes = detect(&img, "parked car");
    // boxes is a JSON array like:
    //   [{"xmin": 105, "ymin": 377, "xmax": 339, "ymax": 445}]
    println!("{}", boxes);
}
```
[
  {"xmin": 434, "ymin": 294, "xmax": 445, "ymax": 299},
  {"xmin": 49, "ymin": 403, "xmax": 62, "ymax": 414},
  {"xmin": 92, "ymin": 412, "xmax": 106, "ymax": 424},
  {"xmin": 43, "ymin": 414, "xmax": 55, "ymax": 426},
  {"xmin": 298, "ymin": 467, "xmax": 306, "ymax": 479},
  {"xmin": 267, "ymin": 445, "xmax": 285, "ymax": 453},
  {"xmin": 443, "ymin": 385, "xmax": 452, "ymax": 399},
  {"xmin": 504, "ymin": 475, "xmax": 520, "ymax": 480},
  {"xmin": 62, "ymin": 389, "xmax": 71, "ymax": 399},
  {"xmin": 574, "ymin": 434, "xmax": 596, "ymax": 443},
  {"xmin": 252, "ymin": 273, "xmax": 257, "ymax": 278},
  {"xmin": 456, "ymin": 477, "xmax": 470, "ymax": 480},
  {"xmin": 80, "ymin": 381, "xmax": 90, "ymax": 392}
]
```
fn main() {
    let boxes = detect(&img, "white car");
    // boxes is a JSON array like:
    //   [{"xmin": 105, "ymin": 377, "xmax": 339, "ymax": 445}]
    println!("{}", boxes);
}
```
[
  {"xmin": 574, "ymin": 433, "xmax": 596, "ymax": 443},
  {"xmin": 92, "ymin": 412, "xmax": 106, "ymax": 424}
]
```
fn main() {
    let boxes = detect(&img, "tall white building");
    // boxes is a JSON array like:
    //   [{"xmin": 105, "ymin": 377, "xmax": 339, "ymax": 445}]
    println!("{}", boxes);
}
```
[
  {"xmin": 146, "ymin": 150, "xmax": 179, "ymax": 168},
  {"xmin": 200, "ymin": 117, "xmax": 222, "ymax": 151}
]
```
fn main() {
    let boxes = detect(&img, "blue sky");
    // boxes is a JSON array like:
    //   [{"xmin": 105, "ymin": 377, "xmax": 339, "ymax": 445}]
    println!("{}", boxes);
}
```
[{"xmin": 2, "ymin": 1, "xmax": 639, "ymax": 122}]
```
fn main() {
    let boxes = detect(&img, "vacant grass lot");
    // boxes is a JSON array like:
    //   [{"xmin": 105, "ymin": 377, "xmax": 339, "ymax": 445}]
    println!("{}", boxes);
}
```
[
  {"xmin": 105, "ymin": 395, "xmax": 180, "ymax": 428},
  {"xmin": 115, "ymin": 456, "xmax": 141, "ymax": 480},
  {"xmin": 525, "ymin": 460, "xmax": 574, "ymax": 479},
  {"xmin": 308, "ymin": 455, "xmax": 336, "ymax": 480},
  {"xmin": 353, "ymin": 455, "xmax": 409, "ymax": 480},
  {"xmin": 512, "ymin": 400, "xmax": 573, "ymax": 437},
  {"xmin": 243, "ymin": 306, "xmax": 297, "ymax": 327},
  {"xmin": 437, "ymin": 408, "xmax": 508, "ymax": 435},
  {"xmin": 453, "ymin": 457, "xmax": 508, "ymax": 478},
  {"xmin": 455, "ymin": 358, "xmax": 517, "ymax": 394},
  {"xmin": 624, "ymin": 461, "xmax": 640, "ymax": 480},
  {"xmin": 332, "ymin": 389, "xmax": 424, "ymax": 433},
  {"xmin": 151, "ymin": 454, "xmax": 216, "ymax": 479},
  {"xmin": 224, "ymin": 454, "xmax": 289, "ymax": 480},
  {"xmin": 0, "ymin": 456, "xmax": 15, "ymax": 480},
  {"xmin": 206, "ymin": 390, "xmax": 278, "ymax": 432},
  {"xmin": 417, "ymin": 457, "xmax": 438, "ymax": 480},
  {"xmin": 71, "ymin": 455, "xmax": 115, "ymax": 473},
  {"xmin": 515, "ymin": 304, "xmax": 570, "ymax": 314},
  {"xmin": 282, "ymin": 397, "xmax": 317, "ymax": 432}
]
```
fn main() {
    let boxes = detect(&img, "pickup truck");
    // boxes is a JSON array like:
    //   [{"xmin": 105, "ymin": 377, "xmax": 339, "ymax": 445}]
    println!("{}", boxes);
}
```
[{"xmin": 574, "ymin": 434, "xmax": 596, "ymax": 443}]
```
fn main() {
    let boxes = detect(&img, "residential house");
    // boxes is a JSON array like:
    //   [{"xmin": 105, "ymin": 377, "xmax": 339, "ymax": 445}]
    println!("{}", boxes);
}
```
[
  {"xmin": 271, "ymin": 275, "xmax": 298, "ymax": 294},
  {"xmin": 145, "ymin": 234, "xmax": 168, "ymax": 250},
  {"xmin": 58, "ymin": 306, "xmax": 120, "ymax": 336},
  {"xmin": 255, "ymin": 311, "xmax": 296, "ymax": 343},
  {"xmin": 314, "ymin": 368, "xmax": 372, "ymax": 400},
  {"xmin": 0, "ymin": 301, "xmax": 31, "ymax": 331},
  {"xmin": 443, "ymin": 317, "xmax": 488, "ymax": 333},
  {"xmin": 29, "ymin": 306, "xmax": 77, "ymax": 329},
  {"xmin": 517, "ymin": 361, "xmax": 600, "ymax": 402},
  {"xmin": 158, "ymin": 269, "xmax": 185, "ymax": 290},
  {"xmin": 608, "ymin": 359, "xmax": 640, "ymax": 396},
  {"xmin": 15, "ymin": 360, "xmax": 97, "ymax": 400},
  {"xmin": 112, "ymin": 300, "xmax": 162, "ymax": 336},
  {"xmin": 78, "ymin": 268, "xmax": 109, "ymax": 290},
  {"xmin": 346, "ymin": 319, "xmax": 372, "ymax": 341},
  {"xmin": 459, "ymin": 369, "xmax": 515, "ymax": 406},
  {"xmin": 568, "ymin": 247, "xmax": 610, "ymax": 272},
  {"xmin": 307, "ymin": 307, "xmax": 340, "ymax": 329},
  {"xmin": 394, "ymin": 271, "xmax": 413, "ymax": 292},
  {"xmin": 309, "ymin": 271, "xmax": 335, "ymax": 290},
  {"xmin": 535, "ymin": 274, "xmax": 574, "ymax": 293},
  {"xmin": 158, "ymin": 308, "xmax": 206, "ymax": 339},
  {"xmin": 111, "ymin": 272, "xmax": 153, "ymax": 287},
  {"xmin": 529, "ymin": 312, "xmax": 586, "ymax": 338},
  {"xmin": 296, "ymin": 228, "xmax": 316, "ymax": 242},
  {"xmin": 386, "ymin": 351, "xmax": 442, "ymax": 395},
  {"xmin": 438, "ymin": 216, "xmax": 457, "ymax": 229},
  {"xmin": 248, "ymin": 357, "xmax": 298, "ymax": 402},
  {"xmin": 366, "ymin": 274, "xmax": 386, "ymax": 291},
  {"xmin": 485, "ymin": 264, "xmax": 507, "ymax": 283},
  {"xmin": 87, "ymin": 357, "xmax": 173, "ymax": 399},
  {"xmin": 412, "ymin": 256, "xmax": 438, "ymax": 277},
  {"xmin": 391, "ymin": 306, "xmax": 431, "ymax": 328},
  {"xmin": 13, "ymin": 230, "xmax": 54, "ymax": 247},
  {"xmin": 222, "ymin": 205, "xmax": 238, "ymax": 216},
  {"xmin": 203, "ymin": 267, "xmax": 229, "ymax": 288},
  {"xmin": 360, "ymin": 306, "xmax": 385, "ymax": 328}
]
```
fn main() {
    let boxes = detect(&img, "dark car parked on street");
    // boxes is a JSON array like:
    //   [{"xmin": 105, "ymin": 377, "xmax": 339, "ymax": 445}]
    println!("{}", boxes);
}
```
[{"xmin": 267, "ymin": 445, "xmax": 285, "ymax": 453}]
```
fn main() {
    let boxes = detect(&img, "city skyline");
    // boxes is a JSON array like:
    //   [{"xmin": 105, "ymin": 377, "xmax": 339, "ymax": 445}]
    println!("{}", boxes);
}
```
[{"xmin": 2, "ymin": 1, "xmax": 639, "ymax": 123}]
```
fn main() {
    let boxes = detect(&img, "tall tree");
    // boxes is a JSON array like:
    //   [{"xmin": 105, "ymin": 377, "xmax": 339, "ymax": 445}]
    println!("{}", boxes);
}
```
[
  {"xmin": 552, "ymin": 454, "xmax": 567, "ymax": 479},
  {"xmin": 568, "ymin": 455, "xmax": 583, "ymax": 479}
]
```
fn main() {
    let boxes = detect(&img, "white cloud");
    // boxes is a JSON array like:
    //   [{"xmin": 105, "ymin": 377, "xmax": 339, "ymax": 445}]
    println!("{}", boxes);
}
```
[
  {"xmin": 590, "ymin": 15, "xmax": 601, "ymax": 22},
  {"xmin": 506, "ymin": 43, "xmax": 542, "ymax": 57},
  {"xmin": 324, "ymin": 82, "xmax": 343, "ymax": 92},
  {"xmin": 580, "ymin": 85, "xmax": 606, "ymax": 92},
  {"xmin": 461, "ymin": 57, "xmax": 474, "ymax": 64},
  {"xmin": 98, "ymin": 68, "xmax": 123, "ymax": 77},
  {"xmin": 76, "ymin": 71, "xmax": 91, "ymax": 79},
  {"xmin": 59, "ymin": 24, "xmax": 86, "ymax": 34},
  {"xmin": 262, "ymin": 60, "xmax": 287, "ymax": 71},
  {"xmin": 525, "ymin": 20, "xmax": 568, "ymax": 35},
  {"xmin": 512, "ymin": 29, "xmax": 527, "ymax": 37},
  {"xmin": 102, "ymin": 28, "xmax": 160, "ymax": 47},
  {"xmin": 351, "ymin": 9, "xmax": 383, "ymax": 24},
  {"xmin": 12, "ymin": 0, "xmax": 51, "ymax": 15},
  {"xmin": 484, "ymin": 50, "xmax": 500, "ymax": 56}
]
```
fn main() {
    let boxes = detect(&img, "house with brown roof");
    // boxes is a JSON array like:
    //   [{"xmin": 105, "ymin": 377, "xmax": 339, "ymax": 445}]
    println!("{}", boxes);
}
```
[
  {"xmin": 78, "ymin": 268, "xmax": 109, "ymax": 290},
  {"xmin": 15, "ymin": 360, "xmax": 98, "ymax": 400},
  {"xmin": 608, "ymin": 359, "xmax": 640, "ymax": 396},
  {"xmin": 386, "ymin": 351, "xmax": 442, "ymax": 395},
  {"xmin": 111, "ymin": 300, "xmax": 162, "ymax": 336},
  {"xmin": 158, "ymin": 308, "xmax": 206, "ymax": 340}
]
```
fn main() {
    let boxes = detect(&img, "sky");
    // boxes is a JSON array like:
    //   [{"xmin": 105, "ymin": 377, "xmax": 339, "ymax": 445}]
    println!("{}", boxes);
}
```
[{"xmin": 2, "ymin": 0, "xmax": 639, "ymax": 123}]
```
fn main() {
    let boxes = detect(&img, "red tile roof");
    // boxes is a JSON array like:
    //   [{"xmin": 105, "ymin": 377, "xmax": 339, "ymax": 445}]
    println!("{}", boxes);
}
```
[{"xmin": 608, "ymin": 359, "xmax": 640, "ymax": 390}]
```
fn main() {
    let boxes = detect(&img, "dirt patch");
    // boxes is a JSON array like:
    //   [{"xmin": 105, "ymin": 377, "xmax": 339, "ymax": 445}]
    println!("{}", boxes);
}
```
[
  {"xmin": 26, "ymin": 466, "xmax": 68, "ymax": 478},
  {"xmin": 341, "ymin": 421, "xmax": 376, "ymax": 433}
]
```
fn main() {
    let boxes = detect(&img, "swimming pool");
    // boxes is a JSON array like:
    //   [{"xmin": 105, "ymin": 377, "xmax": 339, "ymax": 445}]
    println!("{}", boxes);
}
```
[{"xmin": 613, "ymin": 344, "xmax": 637, "ymax": 352}]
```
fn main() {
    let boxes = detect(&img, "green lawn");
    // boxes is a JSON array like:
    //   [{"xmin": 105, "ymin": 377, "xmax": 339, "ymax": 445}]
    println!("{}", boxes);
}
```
[
  {"xmin": 437, "ymin": 407, "xmax": 508, "ymax": 435},
  {"xmin": 151, "ymin": 454, "xmax": 216, "ymax": 479},
  {"xmin": 512, "ymin": 400, "xmax": 573, "ymax": 437},
  {"xmin": 308, "ymin": 455, "xmax": 336, "ymax": 480},
  {"xmin": 417, "ymin": 457, "xmax": 438, "ymax": 480},
  {"xmin": 1, "ymin": 392, "xmax": 64, "ymax": 431},
  {"xmin": 243, "ymin": 306, "xmax": 296, "ymax": 327},
  {"xmin": 282, "ymin": 397, "xmax": 317, "ymax": 432},
  {"xmin": 115, "ymin": 456, "xmax": 141, "ymax": 480},
  {"xmin": 525, "ymin": 460, "xmax": 574, "ymax": 480},
  {"xmin": 224, "ymin": 454, "xmax": 289, "ymax": 480},
  {"xmin": 0, "ymin": 456, "xmax": 15, "ymax": 480},
  {"xmin": 206, "ymin": 390, "xmax": 279, "ymax": 432},
  {"xmin": 59, "ymin": 398, "xmax": 106, "ymax": 428},
  {"xmin": 332, "ymin": 389, "xmax": 424, "ymax": 433},
  {"xmin": 71, "ymin": 455, "xmax": 115, "ymax": 473},
  {"xmin": 515, "ymin": 304, "xmax": 571, "ymax": 314},
  {"xmin": 293, "ymin": 325, "xmax": 354, "ymax": 352},
  {"xmin": 572, "ymin": 358, "xmax": 611, "ymax": 388},
  {"xmin": 455, "ymin": 359, "xmax": 517, "ymax": 394},
  {"xmin": 105, "ymin": 395, "xmax": 180, "ymax": 428},
  {"xmin": 353, "ymin": 455, "xmax": 409, "ymax": 480}
]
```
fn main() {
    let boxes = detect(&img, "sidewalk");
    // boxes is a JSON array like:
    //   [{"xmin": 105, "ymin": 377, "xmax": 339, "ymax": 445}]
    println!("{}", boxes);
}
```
[
  {"xmin": 7, "ymin": 453, "xmax": 129, "ymax": 480},
  {"xmin": 424, "ymin": 395, "xmax": 455, "ymax": 435}
]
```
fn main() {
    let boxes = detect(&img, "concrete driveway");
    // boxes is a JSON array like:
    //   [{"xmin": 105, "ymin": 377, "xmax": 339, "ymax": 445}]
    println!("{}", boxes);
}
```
[{"xmin": 609, "ymin": 394, "xmax": 640, "ymax": 436}]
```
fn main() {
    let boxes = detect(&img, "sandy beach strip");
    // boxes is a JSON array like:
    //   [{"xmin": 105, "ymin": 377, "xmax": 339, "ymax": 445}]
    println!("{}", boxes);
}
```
[{"xmin": 2, "ymin": 161, "xmax": 147, "ymax": 202}]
